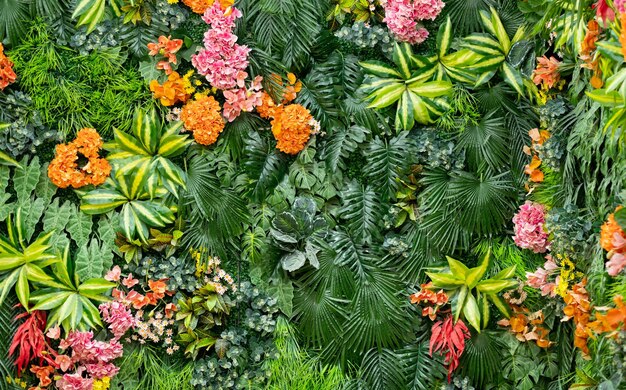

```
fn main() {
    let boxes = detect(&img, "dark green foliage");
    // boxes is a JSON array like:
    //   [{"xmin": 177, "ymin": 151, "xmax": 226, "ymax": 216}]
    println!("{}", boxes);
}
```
[{"xmin": 0, "ymin": 293, "xmax": 18, "ymax": 390}]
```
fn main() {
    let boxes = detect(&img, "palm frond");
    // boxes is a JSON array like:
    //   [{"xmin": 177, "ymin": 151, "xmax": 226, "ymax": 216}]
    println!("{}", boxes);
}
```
[
  {"xmin": 363, "ymin": 132, "xmax": 416, "ymax": 201},
  {"xmin": 0, "ymin": 0, "xmax": 30, "ymax": 46},
  {"xmin": 444, "ymin": 0, "xmax": 496, "ymax": 36},
  {"xmin": 0, "ymin": 293, "xmax": 17, "ymax": 390},
  {"xmin": 360, "ymin": 348, "xmax": 407, "ymax": 390},
  {"xmin": 243, "ymin": 130, "xmax": 290, "ymax": 202},
  {"xmin": 458, "ymin": 331, "xmax": 504, "ymax": 388},
  {"xmin": 402, "ymin": 342, "xmax": 446, "ymax": 390},
  {"xmin": 338, "ymin": 182, "xmax": 386, "ymax": 245},
  {"xmin": 321, "ymin": 124, "xmax": 370, "ymax": 172},
  {"xmin": 456, "ymin": 111, "xmax": 508, "ymax": 171}
]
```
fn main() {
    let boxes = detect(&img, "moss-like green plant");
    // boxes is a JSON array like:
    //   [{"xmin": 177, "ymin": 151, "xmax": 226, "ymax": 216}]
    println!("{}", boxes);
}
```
[{"xmin": 8, "ymin": 21, "xmax": 154, "ymax": 136}]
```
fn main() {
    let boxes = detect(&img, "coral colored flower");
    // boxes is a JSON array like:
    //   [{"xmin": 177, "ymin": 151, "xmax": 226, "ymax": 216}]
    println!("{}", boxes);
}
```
[
  {"xmin": 600, "ymin": 206, "xmax": 626, "ymax": 276},
  {"xmin": 271, "ymin": 104, "xmax": 317, "ymax": 155},
  {"xmin": 526, "ymin": 255, "xmax": 558, "ymax": 297},
  {"xmin": 150, "ymin": 71, "xmax": 193, "ymax": 106},
  {"xmin": 429, "ymin": 315, "xmax": 470, "ymax": 380},
  {"xmin": 383, "ymin": 0, "xmax": 444, "ymax": 44},
  {"xmin": 105, "ymin": 266, "xmax": 121, "ymax": 282},
  {"xmin": 48, "ymin": 128, "xmax": 111, "ymax": 189},
  {"xmin": 561, "ymin": 280, "xmax": 592, "ymax": 358},
  {"xmin": 191, "ymin": 3, "xmax": 250, "ymax": 90},
  {"xmin": 55, "ymin": 355, "xmax": 73, "ymax": 372},
  {"xmin": 30, "ymin": 365, "xmax": 54, "ymax": 387},
  {"xmin": 165, "ymin": 303, "xmax": 177, "ymax": 319},
  {"xmin": 512, "ymin": 201, "xmax": 550, "ymax": 253},
  {"xmin": 223, "ymin": 76, "xmax": 264, "ymax": 122},
  {"xmin": 533, "ymin": 56, "xmax": 562, "ymax": 89},
  {"xmin": 0, "ymin": 43, "xmax": 16, "ymax": 91},
  {"xmin": 122, "ymin": 274, "xmax": 139, "ymax": 289},
  {"xmin": 181, "ymin": 94, "xmax": 225, "ymax": 146},
  {"xmin": 148, "ymin": 36, "xmax": 183, "ymax": 75},
  {"xmin": 46, "ymin": 325, "xmax": 61, "ymax": 340}
]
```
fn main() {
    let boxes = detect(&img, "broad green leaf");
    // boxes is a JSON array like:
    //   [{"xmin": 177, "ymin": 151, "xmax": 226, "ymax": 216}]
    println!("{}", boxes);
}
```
[
  {"xmin": 426, "ymin": 272, "xmax": 465, "ymax": 289},
  {"xmin": 463, "ymin": 293, "xmax": 481, "ymax": 332},
  {"xmin": 476, "ymin": 279, "xmax": 518, "ymax": 294},
  {"xmin": 67, "ymin": 206, "xmax": 93, "ymax": 248},
  {"xmin": 367, "ymin": 83, "xmax": 406, "ymax": 109},
  {"xmin": 360, "ymin": 61, "xmax": 402, "ymax": 78},
  {"xmin": 453, "ymin": 285, "xmax": 468, "ymax": 322},
  {"xmin": 446, "ymin": 256, "xmax": 470, "ymax": 279},
  {"xmin": 466, "ymin": 248, "xmax": 490, "ymax": 289},
  {"xmin": 392, "ymin": 43, "xmax": 413, "ymax": 79}
]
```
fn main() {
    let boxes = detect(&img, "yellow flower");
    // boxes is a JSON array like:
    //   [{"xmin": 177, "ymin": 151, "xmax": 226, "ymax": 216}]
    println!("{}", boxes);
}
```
[{"xmin": 167, "ymin": 0, "xmax": 179, "ymax": 3}]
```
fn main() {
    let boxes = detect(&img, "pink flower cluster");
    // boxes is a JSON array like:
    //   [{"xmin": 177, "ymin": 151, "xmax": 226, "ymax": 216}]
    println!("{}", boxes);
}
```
[
  {"xmin": 615, "ymin": 0, "xmax": 625, "ymax": 14},
  {"xmin": 223, "ymin": 75, "xmax": 264, "ymax": 122},
  {"xmin": 512, "ymin": 201, "xmax": 550, "ymax": 253},
  {"xmin": 54, "ymin": 331, "xmax": 123, "ymax": 389},
  {"xmin": 191, "ymin": 2, "xmax": 251, "ymax": 90},
  {"xmin": 99, "ymin": 301, "xmax": 135, "ymax": 339},
  {"xmin": 526, "ymin": 255, "xmax": 558, "ymax": 297},
  {"xmin": 606, "ymin": 233, "xmax": 626, "ymax": 276},
  {"xmin": 382, "ymin": 0, "xmax": 445, "ymax": 44}
]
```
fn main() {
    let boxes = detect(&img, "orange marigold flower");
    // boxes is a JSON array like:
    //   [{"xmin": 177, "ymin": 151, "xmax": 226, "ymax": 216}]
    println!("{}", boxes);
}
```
[
  {"xmin": 181, "ymin": 95, "xmax": 225, "ymax": 146},
  {"xmin": 183, "ymin": 0, "xmax": 233, "ymax": 13},
  {"xmin": 48, "ymin": 128, "xmax": 111, "ymax": 189},
  {"xmin": 150, "ymin": 71, "xmax": 192, "ymax": 107},
  {"xmin": 533, "ymin": 56, "xmax": 562, "ymax": 89},
  {"xmin": 271, "ymin": 104, "xmax": 315, "ymax": 155},
  {"xmin": 257, "ymin": 92, "xmax": 282, "ymax": 119},
  {"xmin": 0, "ymin": 43, "xmax": 17, "ymax": 91}
]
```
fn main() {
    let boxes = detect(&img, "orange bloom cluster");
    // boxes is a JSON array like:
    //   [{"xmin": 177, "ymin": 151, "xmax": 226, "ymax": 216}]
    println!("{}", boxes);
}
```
[
  {"xmin": 112, "ymin": 279, "xmax": 174, "ymax": 311},
  {"xmin": 532, "ymin": 56, "xmax": 562, "ymax": 90},
  {"xmin": 600, "ymin": 206, "xmax": 626, "ymax": 276},
  {"xmin": 181, "ymin": 95, "xmax": 225, "ymax": 146},
  {"xmin": 409, "ymin": 282, "xmax": 449, "ymax": 321},
  {"xmin": 562, "ymin": 279, "xmax": 592, "ymax": 358},
  {"xmin": 147, "ymin": 36, "xmax": 183, "ymax": 75},
  {"xmin": 257, "ymin": 92, "xmax": 280, "ymax": 120},
  {"xmin": 581, "ymin": 20, "xmax": 604, "ymax": 89},
  {"xmin": 271, "ymin": 104, "xmax": 315, "ymax": 155},
  {"xmin": 182, "ymin": 0, "xmax": 233, "ymax": 13},
  {"xmin": 48, "ymin": 128, "xmax": 111, "ymax": 189},
  {"xmin": 523, "ymin": 128, "xmax": 550, "ymax": 184},
  {"xmin": 600, "ymin": 206, "xmax": 625, "ymax": 252},
  {"xmin": 30, "ymin": 365, "xmax": 54, "ymax": 388},
  {"xmin": 0, "ymin": 43, "xmax": 16, "ymax": 91},
  {"xmin": 498, "ymin": 288, "xmax": 553, "ymax": 348},
  {"xmin": 150, "ymin": 71, "xmax": 192, "ymax": 106},
  {"xmin": 588, "ymin": 295, "xmax": 626, "ymax": 337}
]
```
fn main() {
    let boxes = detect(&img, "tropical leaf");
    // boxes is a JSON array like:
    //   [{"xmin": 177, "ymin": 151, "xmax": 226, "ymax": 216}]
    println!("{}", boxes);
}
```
[
  {"xmin": 244, "ymin": 131, "xmax": 289, "ymax": 202},
  {"xmin": 338, "ymin": 182, "xmax": 385, "ymax": 245},
  {"xmin": 363, "ymin": 133, "xmax": 416, "ymax": 200}
]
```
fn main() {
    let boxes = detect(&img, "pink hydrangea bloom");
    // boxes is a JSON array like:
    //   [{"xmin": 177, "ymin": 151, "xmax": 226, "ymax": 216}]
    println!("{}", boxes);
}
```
[
  {"xmin": 191, "ymin": 2, "xmax": 251, "ymax": 90},
  {"xmin": 223, "ymin": 76, "xmax": 264, "ymax": 122},
  {"xmin": 512, "ymin": 201, "xmax": 550, "ymax": 253},
  {"xmin": 99, "ymin": 301, "xmax": 135, "ymax": 339},
  {"xmin": 606, "ymin": 233, "xmax": 626, "ymax": 276},
  {"xmin": 85, "ymin": 362, "xmax": 120, "ymax": 379},
  {"xmin": 56, "ymin": 368, "xmax": 93, "ymax": 390},
  {"xmin": 615, "ymin": 0, "xmax": 625, "ymax": 14},
  {"xmin": 382, "ymin": 0, "xmax": 444, "ymax": 44}
]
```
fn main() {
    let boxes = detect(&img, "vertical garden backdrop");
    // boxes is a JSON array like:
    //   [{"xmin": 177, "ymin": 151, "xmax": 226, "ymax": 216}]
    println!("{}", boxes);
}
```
[{"xmin": 0, "ymin": 0, "xmax": 625, "ymax": 389}]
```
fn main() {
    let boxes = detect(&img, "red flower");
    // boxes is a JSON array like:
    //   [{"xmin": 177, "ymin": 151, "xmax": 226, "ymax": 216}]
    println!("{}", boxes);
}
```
[{"xmin": 9, "ymin": 310, "xmax": 58, "ymax": 375}]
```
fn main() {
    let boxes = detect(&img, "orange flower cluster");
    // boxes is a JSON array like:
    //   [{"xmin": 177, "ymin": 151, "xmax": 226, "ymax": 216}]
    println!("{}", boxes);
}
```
[
  {"xmin": 498, "ymin": 287, "xmax": 553, "ymax": 348},
  {"xmin": 271, "ymin": 104, "xmax": 316, "ymax": 155},
  {"xmin": 150, "ymin": 71, "xmax": 193, "ymax": 106},
  {"xmin": 48, "ymin": 128, "xmax": 111, "ymax": 189},
  {"xmin": 113, "ymin": 278, "xmax": 173, "ymax": 310},
  {"xmin": 147, "ymin": 36, "xmax": 183, "ymax": 75},
  {"xmin": 581, "ymin": 20, "xmax": 603, "ymax": 89},
  {"xmin": 256, "ymin": 73, "xmax": 318, "ymax": 155},
  {"xmin": 0, "ymin": 43, "xmax": 16, "ymax": 91},
  {"xmin": 182, "ymin": 0, "xmax": 233, "ymax": 13},
  {"xmin": 562, "ymin": 279, "xmax": 592, "ymax": 358},
  {"xmin": 588, "ymin": 295, "xmax": 626, "ymax": 336},
  {"xmin": 600, "ymin": 206, "xmax": 625, "ymax": 252},
  {"xmin": 532, "ymin": 56, "xmax": 562, "ymax": 90},
  {"xmin": 181, "ymin": 94, "xmax": 225, "ymax": 146},
  {"xmin": 409, "ymin": 282, "xmax": 449, "ymax": 321},
  {"xmin": 523, "ymin": 128, "xmax": 550, "ymax": 184},
  {"xmin": 30, "ymin": 365, "xmax": 54, "ymax": 388}
]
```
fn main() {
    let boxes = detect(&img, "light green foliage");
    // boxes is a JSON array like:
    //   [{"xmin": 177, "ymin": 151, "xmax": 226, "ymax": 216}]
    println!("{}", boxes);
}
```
[
  {"xmin": 9, "ymin": 22, "xmax": 151, "ymax": 135},
  {"xmin": 426, "ymin": 249, "xmax": 517, "ymax": 332}
]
